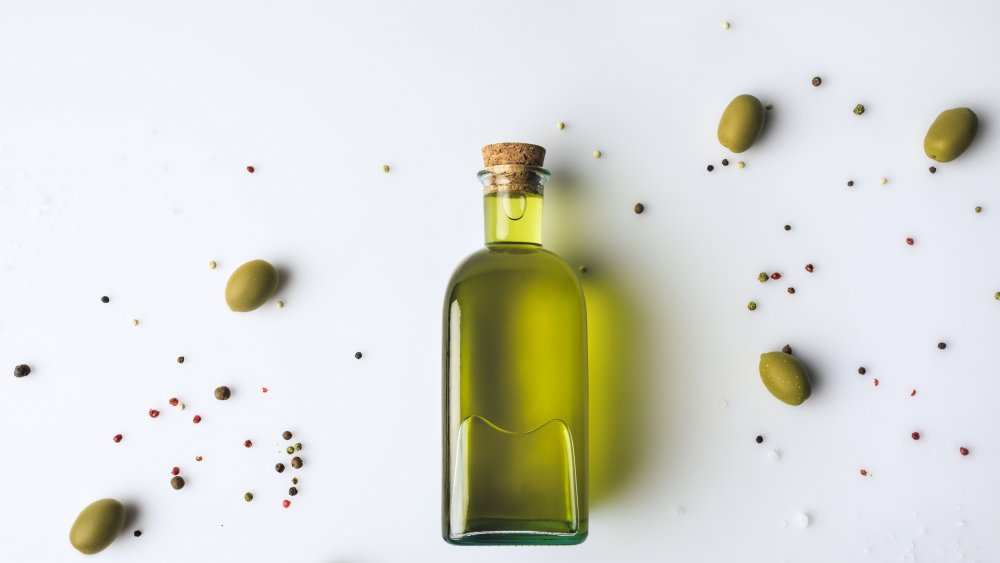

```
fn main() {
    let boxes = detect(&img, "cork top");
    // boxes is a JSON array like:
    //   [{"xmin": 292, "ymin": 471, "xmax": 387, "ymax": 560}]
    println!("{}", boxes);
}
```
[{"xmin": 481, "ymin": 142, "xmax": 546, "ymax": 168}]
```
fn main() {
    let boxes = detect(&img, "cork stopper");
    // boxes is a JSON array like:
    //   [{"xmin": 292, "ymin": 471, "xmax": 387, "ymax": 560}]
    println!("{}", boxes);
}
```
[{"xmin": 481, "ymin": 142, "xmax": 546, "ymax": 168}]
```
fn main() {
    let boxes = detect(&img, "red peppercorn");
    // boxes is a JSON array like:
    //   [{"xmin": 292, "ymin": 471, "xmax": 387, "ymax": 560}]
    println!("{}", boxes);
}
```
[
  {"xmin": 246, "ymin": 165, "xmax": 255, "ymax": 174},
  {"xmin": 860, "ymin": 469, "xmax": 868, "ymax": 476},
  {"xmin": 113, "ymin": 434, "xmax": 123, "ymax": 443},
  {"xmin": 168, "ymin": 398, "xmax": 179, "ymax": 407},
  {"xmin": 910, "ymin": 389, "xmax": 917, "ymax": 397},
  {"xmin": 244, "ymin": 439, "xmax": 253, "ymax": 448},
  {"xmin": 906, "ymin": 237, "xmax": 914, "ymax": 245},
  {"xmin": 873, "ymin": 378, "xmax": 879, "ymax": 387},
  {"xmin": 911, "ymin": 431, "xmax": 921, "ymax": 440},
  {"xmin": 805, "ymin": 263, "xmax": 814, "ymax": 273},
  {"xmin": 770, "ymin": 273, "xmax": 782, "ymax": 280},
  {"xmin": 282, "ymin": 499, "xmax": 291, "ymax": 508},
  {"xmin": 262, "ymin": 387, "xmax": 268, "ymax": 393},
  {"xmin": 171, "ymin": 466, "xmax": 180, "ymax": 476},
  {"xmin": 192, "ymin": 415, "xmax": 202, "ymax": 424},
  {"xmin": 959, "ymin": 447, "xmax": 969, "ymax": 456},
  {"xmin": 149, "ymin": 409, "xmax": 160, "ymax": 418}
]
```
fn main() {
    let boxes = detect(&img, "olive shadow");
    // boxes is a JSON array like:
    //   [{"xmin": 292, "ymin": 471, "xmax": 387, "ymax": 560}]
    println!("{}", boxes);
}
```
[
  {"xmin": 545, "ymin": 170, "xmax": 661, "ymax": 506},
  {"xmin": 121, "ymin": 499, "xmax": 141, "ymax": 533},
  {"xmin": 755, "ymin": 100, "xmax": 779, "ymax": 146},
  {"xmin": 275, "ymin": 264, "xmax": 293, "ymax": 297}
]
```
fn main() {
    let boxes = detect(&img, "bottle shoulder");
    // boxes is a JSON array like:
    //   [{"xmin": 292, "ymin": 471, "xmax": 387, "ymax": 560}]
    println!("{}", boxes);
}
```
[{"xmin": 445, "ymin": 244, "xmax": 581, "ymax": 292}]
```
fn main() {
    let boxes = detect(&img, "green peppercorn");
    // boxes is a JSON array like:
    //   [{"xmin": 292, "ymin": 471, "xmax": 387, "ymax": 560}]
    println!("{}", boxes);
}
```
[
  {"xmin": 291, "ymin": 477, "xmax": 298, "ymax": 485},
  {"xmin": 286, "ymin": 446, "xmax": 295, "ymax": 455},
  {"xmin": 244, "ymin": 492, "xmax": 253, "ymax": 502},
  {"xmin": 294, "ymin": 443, "xmax": 302, "ymax": 451},
  {"xmin": 282, "ymin": 431, "xmax": 292, "ymax": 440},
  {"xmin": 975, "ymin": 206, "xmax": 983, "ymax": 213},
  {"xmin": 995, "ymin": 291, "xmax": 1000, "ymax": 301},
  {"xmin": 853, "ymin": 104, "xmax": 865, "ymax": 115},
  {"xmin": 747, "ymin": 301, "xmax": 757, "ymax": 311},
  {"xmin": 288, "ymin": 487, "xmax": 298, "ymax": 496},
  {"xmin": 757, "ymin": 272, "xmax": 768, "ymax": 283},
  {"xmin": 290, "ymin": 457, "xmax": 303, "ymax": 469}
]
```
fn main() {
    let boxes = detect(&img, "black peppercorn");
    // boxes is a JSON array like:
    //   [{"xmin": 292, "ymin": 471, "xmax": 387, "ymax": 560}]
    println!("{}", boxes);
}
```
[
  {"xmin": 288, "ymin": 487, "xmax": 298, "ymax": 496},
  {"xmin": 707, "ymin": 164, "xmax": 714, "ymax": 172},
  {"xmin": 13, "ymin": 364, "xmax": 30, "ymax": 378},
  {"xmin": 929, "ymin": 166, "xmax": 937, "ymax": 174},
  {"xmin": 176, "ymin": 356, "xmax": 185, "ymax": 364},
  {"xmin": 133, "ymin": 530, "xmax": 142, "ymax": 537},
  {"xmin": 847, "ymin": 180, "xmax": 854, "ymax": 187},
  {"xmin": 291, "ymin": 457, "xmax": 303, "ymax": 469},
  {"xmin": 858, "ymin": 367, "xmax": 867, "ymax": 375},
  {"xmin": 634, "ymin": 203, "xmax": 645, "ymax": 214},
  {"xmin": 781, "ymin": 345, "xmax": 792, "ymax": 355},
  {"xmin": 282, "ymin": 430, "xmax": 293, "ymax": 440},
  {"xmin": 787, "ymin": 287, "xmax": 795, "ymax": 294},
  {"xmin": 354, "ymin": 351, "xmax": 363, "ymax": 359},
  {"xmin": 784, "ymin": 224, "xmax": 791, "ymax": 231},
  {"xmin": 275, "ymin": 463, "xmax": 285, "ymax": 473},
  {"xmin": 170, "ymin": 476, "xmax": 185, "ymax": 490},
  {"xmin": 214, "ymin": 386, "xmax": 231, "ymax": 400},
  {"xmin": 721, "ymin": 159, "xmax": 729, "ymax": 166},
  {"xmin": 101, "ymin": 296, "xmax": 110, "ymax": 303},
  {"xmin": 811, "ymin": 76, "xmax": 822, "ymax": 87},
  {"xmin": 755, "ymin": 435, "xmax": 764, "ymax": 444},
  {"xmin": 937, "ymin": 342, "xmax": 947, "ymax": 350}
]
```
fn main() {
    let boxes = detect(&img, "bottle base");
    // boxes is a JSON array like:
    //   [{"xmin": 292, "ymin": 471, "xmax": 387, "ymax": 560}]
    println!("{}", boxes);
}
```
[{"xmin": 444, "ymin": 530, "xmax": 588, "ymax": 546}]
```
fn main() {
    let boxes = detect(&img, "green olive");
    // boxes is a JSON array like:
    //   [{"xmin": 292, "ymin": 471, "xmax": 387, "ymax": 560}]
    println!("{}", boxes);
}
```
[
  {"xmin": 225, "ymin": 259, "xmax": 279, "ymax": 312},
  {"xmin": 69, "ymin": 498, "xmax": 126, "ymax": 554},
  {"xmin": 924, "ymin": 108, "xmax": 978, "ymax": 163},
  {"xmin": 759, "ymin": 351, "xmax": 811, "ymax": 406},
  {"xmin": 718, "ymin": 94, "xmax": 765, "ymax": 153}
]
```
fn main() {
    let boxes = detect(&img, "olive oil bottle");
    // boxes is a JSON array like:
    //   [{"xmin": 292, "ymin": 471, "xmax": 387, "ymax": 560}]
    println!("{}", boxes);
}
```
[{"xmin": 442, "ymin": 143, "xmax": 588, "ymax": 545}]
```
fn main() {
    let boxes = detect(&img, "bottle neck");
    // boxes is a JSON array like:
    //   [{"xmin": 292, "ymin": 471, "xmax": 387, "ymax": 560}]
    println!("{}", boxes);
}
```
[
  {"xmin": 483, "ymin": 192, "xmax": 543, "ymax": 245},
  {"xmin": 477, "ymin": 165, "xmax": 549, "ymax": 246}
]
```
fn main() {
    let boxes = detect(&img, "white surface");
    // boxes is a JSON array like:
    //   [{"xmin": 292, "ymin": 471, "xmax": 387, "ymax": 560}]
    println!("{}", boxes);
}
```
[{"xmin": 1, "ymin": 1, "xmax": 998, "ymax": 561}]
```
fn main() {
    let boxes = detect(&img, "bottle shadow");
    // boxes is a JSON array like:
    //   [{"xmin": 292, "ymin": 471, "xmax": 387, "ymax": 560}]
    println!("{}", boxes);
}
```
[{"xmin": 546, "ymin": 170, "xmax": 662, "ymax": 507}]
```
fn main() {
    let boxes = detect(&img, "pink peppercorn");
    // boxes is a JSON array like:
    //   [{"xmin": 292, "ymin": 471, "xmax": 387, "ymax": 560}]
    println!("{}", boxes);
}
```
[
  {"xmin": 906, "ymin": 237, "xmax": 914, "ymax": 245},
  {"xmin": 860, "ymin": 469, "xmax": 868, "ymax": 476},
  {"xmin": 168, "ymin": 398, "xmax": 179, "ymax": 406},
  {"xmin": 244, "ymin": 439, "xmax": 253, "ymax": 448},
  {"xmin": 873, "ymin": 378, "xmax": 879, "ymax": 387},
  {"xmin": 192, "ymin": 415, "xmax": 202, "ymax": 424},
  {"xmin": 282, "ymin": 500, "xmax": 291, "ymax": 508},
  {"xmin": 171, "ymin": 467, "xmax": 180, "ymax": 476},
  {"xmin": 911, "ymin": 432, "xmax": 921, "ymax": 440},
  {"xmin": 112, "ymin": 434, "xmax": 123, "ymax": 443},
  {"xmin": 262, "ymin": 387, "xmax": 268, "ymax": 393},
  {"xmin": 149, "ymin": 409, "xmax": 160, "ymax": 418},
  {"xmin": 246, "ymin": 165, "xmax": 255, "ymax": 174},
  {"xmin": 770, "ymin": 273, "xmax": 782, "ymax": 280},
  {"xmin": 959, "ymin": 447, "xmax": 969, "ymax": 456}
]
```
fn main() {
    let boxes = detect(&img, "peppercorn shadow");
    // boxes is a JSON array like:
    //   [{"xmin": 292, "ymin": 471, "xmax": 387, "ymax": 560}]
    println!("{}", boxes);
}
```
[{"xmin": 545, "ymin": 170, "xmax": 660, "ymax": 506}]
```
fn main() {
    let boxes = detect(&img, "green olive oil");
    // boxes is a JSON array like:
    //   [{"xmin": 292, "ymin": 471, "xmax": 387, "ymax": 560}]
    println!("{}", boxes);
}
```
[{"xmin": 442, "ymin": 143, "xmax": 588, "ymax": 545}]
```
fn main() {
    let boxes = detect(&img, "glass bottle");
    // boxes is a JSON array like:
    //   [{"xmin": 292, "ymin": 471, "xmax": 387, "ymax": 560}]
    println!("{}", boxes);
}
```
[{"xmin": 442, "ymin": 142, "xmax": 588, "ymax": 545}]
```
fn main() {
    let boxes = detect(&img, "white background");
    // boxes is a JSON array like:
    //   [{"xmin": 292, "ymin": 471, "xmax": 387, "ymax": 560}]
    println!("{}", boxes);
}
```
[{"xmin": 1, "ymin": 1, "xmax": 997, "ymax": 561}]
